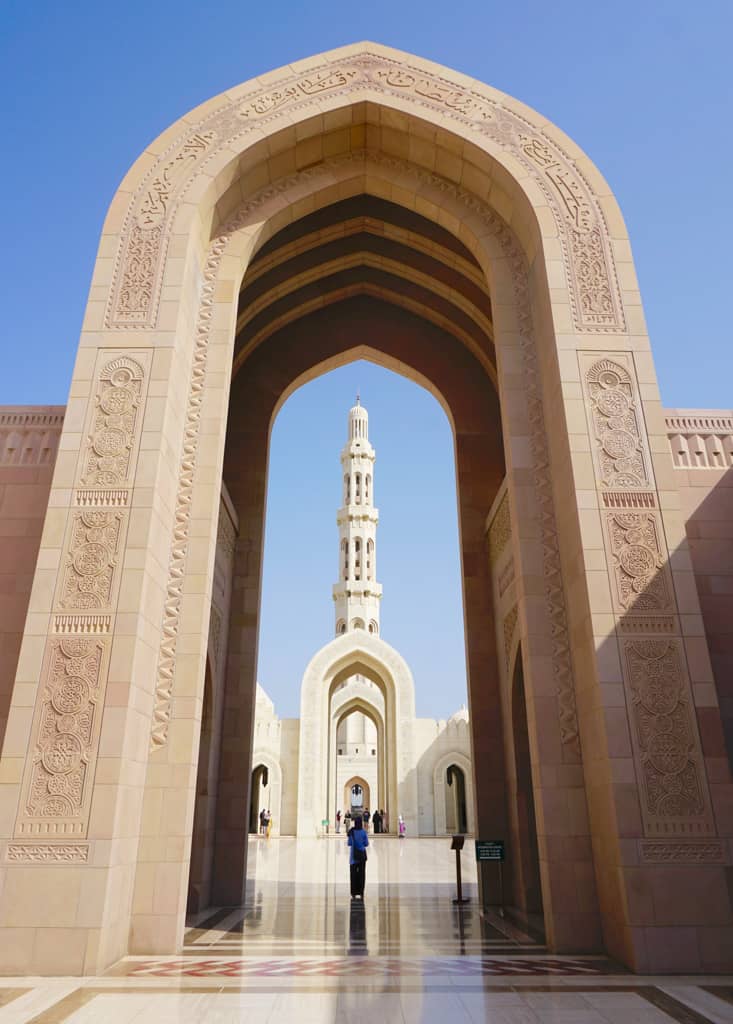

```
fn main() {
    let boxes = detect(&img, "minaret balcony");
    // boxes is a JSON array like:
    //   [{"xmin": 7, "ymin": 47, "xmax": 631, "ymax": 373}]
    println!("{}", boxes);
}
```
[{"xmin": 332, "ymin": 581, "xmax": 383, "ymax": 601}]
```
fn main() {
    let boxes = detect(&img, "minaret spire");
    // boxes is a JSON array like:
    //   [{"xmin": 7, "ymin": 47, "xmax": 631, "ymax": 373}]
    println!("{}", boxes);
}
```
[{"xmin": 333, "ymin": 398, "xmax": 382, "ymax": 636}]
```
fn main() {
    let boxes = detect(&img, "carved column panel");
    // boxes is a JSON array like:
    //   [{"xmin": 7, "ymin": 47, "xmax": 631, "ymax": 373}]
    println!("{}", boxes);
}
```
[
  {"xmin": 10, "ymin": 354, "xmax": 150, "ymax": 859},
  {"xmin": 580, "ymin": 354, "xmax": 718, "ymax": 851}
]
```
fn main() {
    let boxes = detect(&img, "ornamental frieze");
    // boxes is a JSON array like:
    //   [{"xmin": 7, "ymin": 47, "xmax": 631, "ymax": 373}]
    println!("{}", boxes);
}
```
[
  {"xmin": 16, "ymin": 638, "xmax": 108, "ymax": 836},
  {"xmin": 624, "ymin": 638, "xmax": 714, "ymax": 835},
  {"xmin": 106, "ymin": 52, "xmax": 624, "ymax": 334}
]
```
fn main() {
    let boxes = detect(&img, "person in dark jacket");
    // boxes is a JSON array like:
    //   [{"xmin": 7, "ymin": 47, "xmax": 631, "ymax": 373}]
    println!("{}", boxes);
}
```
[{"xmin": 347, "ymin": 815, "xmax": 369, "ymax": 899}]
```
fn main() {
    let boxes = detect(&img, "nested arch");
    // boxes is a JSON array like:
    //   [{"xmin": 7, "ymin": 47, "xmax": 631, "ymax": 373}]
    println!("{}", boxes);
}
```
[
  {"xmin": 297, "ymin": 632, "xmax": 418, "ymax": 836},
  {"xmin": 432, "ymin": 751, "xmax": 475, "ymax": 836}
]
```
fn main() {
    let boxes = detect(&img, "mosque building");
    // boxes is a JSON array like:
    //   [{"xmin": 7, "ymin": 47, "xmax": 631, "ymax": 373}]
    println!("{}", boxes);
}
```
[{"xmin": 250, "ymin": 398, "xmax": 473, "ymax": 836}]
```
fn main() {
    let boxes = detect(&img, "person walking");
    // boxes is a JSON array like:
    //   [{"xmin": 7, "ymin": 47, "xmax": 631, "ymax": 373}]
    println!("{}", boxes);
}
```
[
  {"xmin": 347, "ymin": 814, "xmax": 369, "ymax": 900},
  {"xmin": 344, "ymin": 810, "xmax": 352, "ymax": 833},
  {"xmin": 398, "ymin": 814, "xmax": 406, "ymax": 838},
  {"xmin": 259, "ymin": 809, "xmax": 266, "ymax": 835},
  {"xmin": 335, "ymin": 810, "xmax": 342, "ymax": 834},
  {"xmin": 363, "ymin": 808, "xmax": 370, "ymax": 832}
]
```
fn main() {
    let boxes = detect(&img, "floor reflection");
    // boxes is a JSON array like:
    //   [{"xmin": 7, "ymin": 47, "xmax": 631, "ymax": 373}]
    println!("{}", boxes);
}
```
[{"xmin": 185, "ymin": 836, "xmax": 541, "ymax": 957}]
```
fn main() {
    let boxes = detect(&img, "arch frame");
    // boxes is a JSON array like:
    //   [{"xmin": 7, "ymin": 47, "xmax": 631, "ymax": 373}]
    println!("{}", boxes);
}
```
[
  {"xmin": 0, "ymin": 43, "xmax": 728, "ymax": 978},
  {"xmin": 332, "ymin": 691, "xmax": 386, "ymax": 824},
  {"xmin": 432, "ymin": 750, "xmax": 475, "ymax": 837},
  {"xmin": 297, "ymin": 631, "xmax": 417, "ymax": 837}
]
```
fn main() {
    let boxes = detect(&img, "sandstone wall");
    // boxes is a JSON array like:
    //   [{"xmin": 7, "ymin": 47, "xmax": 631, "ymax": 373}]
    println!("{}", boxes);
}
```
[{"xmin": 0, "ymin": 408, "xmax": 64, "ymax": 746}]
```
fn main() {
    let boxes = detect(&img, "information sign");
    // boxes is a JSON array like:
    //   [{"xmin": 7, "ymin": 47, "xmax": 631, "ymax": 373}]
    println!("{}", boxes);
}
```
[{"xmin": 475, "ymin": 839, "xmax": 505, "ymax": 862}]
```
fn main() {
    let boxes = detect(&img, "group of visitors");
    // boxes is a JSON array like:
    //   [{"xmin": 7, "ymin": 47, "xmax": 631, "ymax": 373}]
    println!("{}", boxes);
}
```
[
  {"xmin": 258, "ymin": 808, "xmax": 273, "ymax": 837},
  {"xmin": 335, "ymin": 808, "xmax": 389, "ymax": 833}
]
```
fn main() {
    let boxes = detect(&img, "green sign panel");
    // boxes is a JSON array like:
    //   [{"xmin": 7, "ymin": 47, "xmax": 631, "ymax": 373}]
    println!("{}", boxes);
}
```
[{"xmin": 475, "ymin": 840, "xmax": 505, "ymax": 862}]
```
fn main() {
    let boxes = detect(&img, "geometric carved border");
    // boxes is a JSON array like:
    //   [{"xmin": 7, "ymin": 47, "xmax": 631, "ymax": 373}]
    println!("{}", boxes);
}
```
[
  {"xmin": 106, "ymin": 51, "xmax": 624, "ymax": 335},
  {"xmin": 640, "ymin": 839, "xmax": 726, "ymax": 864},
  {"xmin": 6, "ymin": 843, "xmax": 90, "ymax": 863}
]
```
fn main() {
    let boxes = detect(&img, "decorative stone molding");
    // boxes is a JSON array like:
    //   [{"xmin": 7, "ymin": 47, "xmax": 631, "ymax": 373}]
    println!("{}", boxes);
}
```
[
  {"xmin": 149, "ymin": 151, "xmax": 580, "ymax": 755},
  {"xmin": 53, "ymin": 615, "xmax": 111, "ymax": 635},
  {"xmin": 217, "ymin": 502, "xmax": 237, "ymax": 561},
  {"xmin": 624, "ymin": 638, "xmax": 714, "ymax": 835},
  {"xmin": 619, "ymin": 617, "xmax": 675, "ymax": 635},
  {"xmin": 208, "ymin": 607, "xmax": 222, "ymax": 669},
  {"xmin": 503, "ymin": 606, "xmax": 519, "ymax": 670},
  {"xmin": 150, "ymin": 237, "xmax": 227, "ymax": 750},
  {"xmin": 6, "ymin": 843, "xmax": 89, "ymax": 863},
  {"xmin": 59, "ymin": 510, "xmax": 124, "ymax": 610},
  {"xmin": 665, "ymin": 409, "xmax": 733, "ymax": 469},
  {"xmin": 81, "ymin": 356, "xmax": 145, "ymax": 488},
  {"xmin": 76, "ymin": 489, "xmax": 129, "ymax": 507},
  {"xmin": 106, "ymin": 51, "xmax": 623, "ymax": 335},
  {"xmin": 601, "ymin": 491, "xmax": 656, "ymax": 509},
  {"xmin": 16, "ymin": 638, "xmax": 108, "ymax": 836},
  {"xmin": 640, "ymin": 840, "xmax": 726, "ymax": 863},
  {"xmin": 488, "ymin": 491, "xmax": 511, "ymax": 565},
  {"xmin": 605, "ymin": 511, "xmax": 672, "ymax": 613},
  {"xmin": 585, "ymin": 358, "xmax": 652, "ymax": 490}
]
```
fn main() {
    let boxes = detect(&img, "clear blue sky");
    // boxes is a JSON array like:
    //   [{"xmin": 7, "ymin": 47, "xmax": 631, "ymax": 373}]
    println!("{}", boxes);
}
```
[{"xmin": 1, "ymin": 1, "xmax": 730, "ymax": 715}]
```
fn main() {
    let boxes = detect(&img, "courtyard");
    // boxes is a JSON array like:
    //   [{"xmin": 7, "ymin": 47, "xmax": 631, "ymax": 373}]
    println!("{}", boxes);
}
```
[{"xmin": 0, "ymin": 837, "xmax": 731, "ymax": 1022}]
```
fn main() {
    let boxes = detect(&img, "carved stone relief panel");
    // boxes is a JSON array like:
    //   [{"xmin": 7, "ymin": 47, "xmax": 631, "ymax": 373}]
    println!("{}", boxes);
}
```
[
  {"xmin": 106, "ymin": 52, "xmax": 624, "ymax": 334},
  {"xmin": 488, "ymin": 491, "xmax": 511, "ymax": 566},
  {"xmin": 605, "ymin": 510, "xmax": 673, "ymax": 614},
  {"xmin": 584, "ymin": 357, "xmax": 653, "ymax": 491},
  {"xmin": 503, "ymin": 605, "xmax": 519, "ymax": 671},
  {"xmin": 59, "ymin": 510, "xmax": 124, "ymax": 610},
  {"xmin": 624, "ymin": 639, "xmax": 714, "ymax": 835},
  {"xmin": 81, "ymin": 356, "xmax": 146, "ymax": 489},
  {"xmin": 15, "ymin": 638, "xmax": 109, "ymax": 837}
]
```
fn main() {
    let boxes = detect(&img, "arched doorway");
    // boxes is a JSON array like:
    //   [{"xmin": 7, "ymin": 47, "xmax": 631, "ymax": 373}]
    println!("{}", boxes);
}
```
[
  {"xmin": 445, "ymin": 764, "xmax": 468, "ymax": 834},
  {"xmin": 344, "ymin": 776, "xmax": 370, "ymax": 816},
  {"xmin": 334, "ymin": 699, "xmax": 382, "ymax": 826},
  {"xmin": 5, "ymin": 44, "xmax": 723, "ymax": 977},
  {"xmin": 248, "ymin": 764, "xmax": 269, "ymax": 835}
]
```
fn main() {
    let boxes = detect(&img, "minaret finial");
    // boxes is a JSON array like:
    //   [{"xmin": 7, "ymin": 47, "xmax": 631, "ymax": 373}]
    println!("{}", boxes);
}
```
[{"xmin": 356, "ymin": 390, "xmax": 360, "ymax": 406}]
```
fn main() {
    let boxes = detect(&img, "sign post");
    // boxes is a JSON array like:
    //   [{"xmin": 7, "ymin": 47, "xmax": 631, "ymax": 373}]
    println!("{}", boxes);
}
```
[
  {"xmin": 451, "ymin": 834, "xmax": 469, "ymax": 905},
  {"xmin": 475, "ymin": 840, "xmax": 505, "ymax": 916}
]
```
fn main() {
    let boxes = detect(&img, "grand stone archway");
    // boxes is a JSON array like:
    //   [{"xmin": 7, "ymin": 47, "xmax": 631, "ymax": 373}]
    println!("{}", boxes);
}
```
[
  {"xmin": 297, "ymin": 632, "xmax": 418, "ymax": 837},
  {"xmin": 0, "ymin": 43, "xmax": 730, "ymax": 977}
]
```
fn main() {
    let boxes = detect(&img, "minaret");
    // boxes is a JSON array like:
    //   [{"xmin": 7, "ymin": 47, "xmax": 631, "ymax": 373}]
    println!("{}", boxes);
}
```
[{"xmin": 333, "ymin": 396, "xmax": 382, "ymax": 636}]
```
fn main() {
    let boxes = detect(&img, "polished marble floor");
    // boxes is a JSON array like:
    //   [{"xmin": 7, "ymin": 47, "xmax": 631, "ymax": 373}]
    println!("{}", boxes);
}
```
[{"xmin": 1, "ymin": 837, "xmax": 732, "ymax": 1022}]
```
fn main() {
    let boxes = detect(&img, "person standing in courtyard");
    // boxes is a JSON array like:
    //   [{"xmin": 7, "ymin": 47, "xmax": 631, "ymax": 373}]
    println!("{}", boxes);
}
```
[
  {"xmin": 347, "ymin": 814, "xmax": 369, "ymax": 899},
  {"xmin": 398, "ymin": 814, "xmax": 406, "ymax": 838},
  {"xmin": 335, "ymin": 809, "xmax": 342, "ymax": 833}
]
